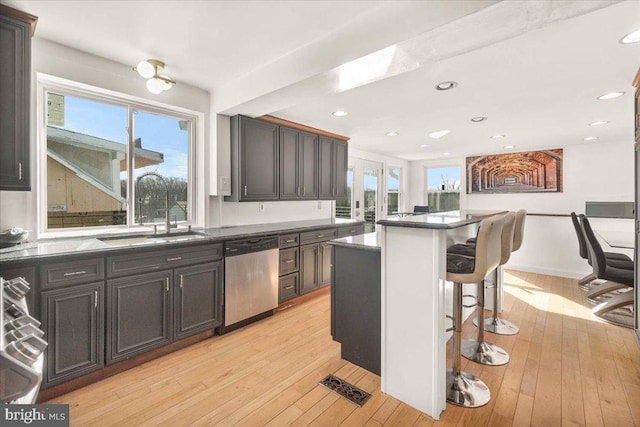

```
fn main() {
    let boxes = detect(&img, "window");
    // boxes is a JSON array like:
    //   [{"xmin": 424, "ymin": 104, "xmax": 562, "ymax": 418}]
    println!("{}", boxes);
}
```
[
  {"xmin": 425, "ymin": 166, "xmax": 461, "ymax": 213},
  {"xmin": 41, "ymin": 80, "xmax": 195, "ymax": 233},
  {"xmin": 335, "ymin": 169, "xmax": 353, "ymax": 219},
  {"xmin": 387, "ymin": 166, "xmax": 401, "ymax": 215}
]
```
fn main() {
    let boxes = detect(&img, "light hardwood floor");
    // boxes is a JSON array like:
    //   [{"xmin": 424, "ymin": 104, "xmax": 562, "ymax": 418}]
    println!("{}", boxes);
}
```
[{"xmin": 47, "ymin": 271, "xmax": 640, "ymax": 426}]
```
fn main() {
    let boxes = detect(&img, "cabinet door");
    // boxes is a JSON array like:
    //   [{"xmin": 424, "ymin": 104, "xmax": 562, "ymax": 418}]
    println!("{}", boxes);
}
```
[
  {"xmin": 299, "ymin": 244, "xmax": 319, "ymax": 294},
  {"xmin": 174, "ymin": 262, "xmax": 222, "ymax": 340},
  {"xmin": 279, "ymin": 126, "xmax": 300, "ymax": 200},
  {"xmin": 106, "ymin": 271, "xmax": 172, "ymax": 364},
  {"xmin": 41, "ymin": 282, "xmax": 104, "ymax": 387},
  {"xmin": 299, "ymin": 131, "xmax": 319, "ymax": 199},
  {"xmin": 318, "ymin": 137, "xmax": 334, "ymax": 199},
  {"xmin": 318, "ymin": 243, "xmax": 332, "ymax": 287},
  {"xmin": 334, "ymin": 140, "xmax": 349, "ymax": 199},
  {"xmin": 240, "ymin": 116, "xmax": 279, "ymax": 201},
  {"xmin": 0, "ymin": 14, "xmax": 31, "ymax": 190}
]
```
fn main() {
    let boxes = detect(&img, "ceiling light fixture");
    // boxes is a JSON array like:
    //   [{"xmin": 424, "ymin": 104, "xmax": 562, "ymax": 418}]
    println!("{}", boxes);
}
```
[
  {"xmin": 386, "ymin": 131, "xmax": 399, "ymax": 137},
  {"xmin": 504, "ymin": 145, "xmax": 515, "ymax": 149},
  {"xmin": 620, "ymin": 29, "xmax": 640, "ymax": 44},
  {"xmin": 429, "ymin": 130, "xmax": 451, "ymax": 139},
  {"xmin": 589, "ymin": 120, "xmax": 609, "ymax": 126},
  {"xmin": 133, "ymin": 59, "xmax": 176, "ymax": 94},
  {"xmin": 443, "ymin": 152, "xmax": 451, "ymax": 156},
  {"xmin": 597, "ymin": 91, "xmax": 624, "ymax": 100},
  {"xmin": 584, "ymin": 136, "xmax": 598, "ymax": 141},
  {"xmin": 332, "ymin": 110, "xmax": 348, "ymax": 117},
  {"xmin": 490, "ymin": 134, "xmax": 505, "ymax": 139},
  {"xmin": 420, "ymin": 144, "xmax": 429, "ymax": 148},
  {"xmin": 471, "ymin": 116, "xmax": 487, "ymax": 122},
  {"xmin": 435, "ymin": 81, "xmax": 458, "ymax": 91}
]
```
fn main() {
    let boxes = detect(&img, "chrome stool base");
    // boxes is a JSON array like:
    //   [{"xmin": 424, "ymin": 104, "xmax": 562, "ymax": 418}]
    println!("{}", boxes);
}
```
[
  {"xmin": 461, "ymin": 338, "xmax": 510, "ymax": 365},
  {"xmin": 474, "ymin": 316, "xmax": 520, "ymax": 335},
  {"xmin": 446, "ymin": 368, "xmax": 491, "ymax": 408}
]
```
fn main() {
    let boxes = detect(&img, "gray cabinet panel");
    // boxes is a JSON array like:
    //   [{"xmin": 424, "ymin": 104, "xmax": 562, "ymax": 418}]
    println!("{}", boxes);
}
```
[
  {"xmin": 42, "ymin": 282, "xmax": 103, "ymax": 387},
  {"xmin": 279, "ymin": 127, "xmax": 299, "ymax": 199},
  {"xmin": 279, "ymin": 273, "xmax": 299, "ymax": 303},
  {"xmin": 106, "ymin": 270, "xmax": 172, "ymax": 364},
  {"xmin": 334, "ymin": 140, "xmax": 348, "ymax": 199},
  {"xmin": 299, "ymin": 131, "xmax": 319, "ymax": 199},
  {"xmin": 0, "ymin": 12, "xmax": 31, "ymax": 190},
  {"xmin": 241, "ymin": 116, "xmax": 279, "ymax": 201},
  {"xmin": 299, "ymin": 244, "xmax": 319, "ymax": 295},
  {"xmin": 174, "ymin": 261, "xmax": 222, "ymax": 340},
  {"xmin": 279, "ymin": 247, "xmax": 299, "ymax": 275},
  {"xmin": 318, "ymin": 137, "xmax": 333, "ymax": 199},
  {"xmin": 41, "ymin": 257, "xmax": 104, "ymax": 289},
  {"xmin": 318, "ymin": 137, "xmax": 349, "ymax": 199},
  {"xmin": 318, "ymin": 243, "xmax": 332, "ymax": 287}
]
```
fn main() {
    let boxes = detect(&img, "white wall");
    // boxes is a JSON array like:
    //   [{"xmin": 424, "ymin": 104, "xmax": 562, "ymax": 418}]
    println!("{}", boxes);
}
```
[
  {"xmin": 0, "ymin": 38, "xmax": 211, "ymax": 235},
  {"xmin": 408, "ymin": 141, "xmax": 635, "ymax": 278}
]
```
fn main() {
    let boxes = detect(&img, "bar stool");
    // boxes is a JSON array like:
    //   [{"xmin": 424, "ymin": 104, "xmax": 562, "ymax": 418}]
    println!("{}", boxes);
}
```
[
  {"xmin": 446, "ymin": 215, "xmax": 504, "ymax": 407},
  {"xmin": 478, "ymin": 209, "xmax": 525, "ymax": 336}
]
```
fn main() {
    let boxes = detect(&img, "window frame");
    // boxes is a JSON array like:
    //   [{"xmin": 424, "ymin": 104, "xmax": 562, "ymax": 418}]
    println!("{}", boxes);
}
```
[
  {"xmin": 36, "ymin": 74, "xmax": 201, "ymax": 238},
  {"xmin": 424, "ymin": 165, "xmax": 462, "ymax": 212},
  {"xmin": 386, "ymin": 165, "xmax": 402, "ymax": 216}
]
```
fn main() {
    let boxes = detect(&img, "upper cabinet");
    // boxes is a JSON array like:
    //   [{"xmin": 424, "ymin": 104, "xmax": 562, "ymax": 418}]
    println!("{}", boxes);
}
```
[
  {"xmin": 226, "ymin": 115, "xmax": 348, "ymax": 202},
  {"xmin": 279, "ymin": 126, "xmax": 318, "ymax": 200},
  {"xmin": 0, "ymin": 5, "xmax": 37, "ymax": 191},
  {"xmin": 227, "ymin": 115, "xmax": 280, "ymax": 202},
  {"xmin": 319, "ymin": 137, "xmax": 348, "ymax": 200}
]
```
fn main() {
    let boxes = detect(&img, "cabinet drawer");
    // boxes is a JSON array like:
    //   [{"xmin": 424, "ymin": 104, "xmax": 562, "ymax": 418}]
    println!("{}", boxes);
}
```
[
  {"xmin": 41, "ymin": 258, "xmax": 104, "ymax": 289},
  {"xmin": 279, "ymin": 233, "xmax": 299, "ymax": 248},
  {"xmin": 106, "ymin": 243, "xmax": 222, "ymax": 278},
  {"xmin": 279, "ymin": 247, "xmax": 299, "ymax": 275},
  {"xmin": 337, "ymin": 224, "xmax": 365, "ymax": 238},
  {"xmin": 279, "ymin": 273, "xmax": 299, "ymax": 303},
  {"xmin": 300, "ymin": 227, "xmax": 337, "ymax": 244}
]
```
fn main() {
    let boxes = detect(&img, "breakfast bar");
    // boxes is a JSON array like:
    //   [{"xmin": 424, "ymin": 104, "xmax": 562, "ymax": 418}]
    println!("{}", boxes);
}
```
[{"xmin": 376, "ymin": 210, "xmax": 506, "ymax": 420}]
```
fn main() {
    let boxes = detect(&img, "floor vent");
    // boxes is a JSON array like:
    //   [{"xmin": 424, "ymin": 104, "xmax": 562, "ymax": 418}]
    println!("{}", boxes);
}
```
[{"xmin": 319, "ymin": 374, "xmax": 371, "ymax": 407}]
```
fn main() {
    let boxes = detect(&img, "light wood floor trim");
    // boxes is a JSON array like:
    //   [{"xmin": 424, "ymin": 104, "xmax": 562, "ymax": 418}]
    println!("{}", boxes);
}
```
[{"xmin": 48, "ymin": 270, "xmax": 640, "ymax": 426}]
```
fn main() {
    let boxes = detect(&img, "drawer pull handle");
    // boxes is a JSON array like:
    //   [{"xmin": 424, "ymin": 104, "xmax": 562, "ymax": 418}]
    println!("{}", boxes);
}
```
[
  {"xmin": 284, "ymin": 285, "xmax": 294, "ymax": 290},
  {"xmin": 285, "ymin": 239, "xmax": 296, "ymax": 243},
  {"xmin": 166, "ymin": 257, "xmax": 182, "ymax": 262},
  {"xmin": 63, "ymin": 270, "xmax": 87, "ymax": 277},
  {"xmin": 284, "ymin": 259, "xmax": 294, "ymax": 264},
  {"xmin": 316, "ymin": 234, "xmax": 324, "ymax": 238}
]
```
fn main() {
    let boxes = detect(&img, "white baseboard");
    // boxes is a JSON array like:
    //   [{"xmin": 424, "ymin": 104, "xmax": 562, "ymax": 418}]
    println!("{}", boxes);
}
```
[{"xmin": 505, "ymin": 263, "xmax": 589, "ymax": 280}]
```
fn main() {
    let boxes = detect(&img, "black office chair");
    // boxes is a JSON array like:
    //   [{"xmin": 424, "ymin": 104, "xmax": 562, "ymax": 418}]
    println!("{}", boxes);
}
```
[
  {"xmin": 413, "ymin": 205, "xmax": 429, "ymax": 214},
  {"xmin": 570, "ymin": 212, "xmax": 631, "ymax": 290},
  {"xmin": 580, "ymin": 215, "xmax": 635, "ymax": 328}
]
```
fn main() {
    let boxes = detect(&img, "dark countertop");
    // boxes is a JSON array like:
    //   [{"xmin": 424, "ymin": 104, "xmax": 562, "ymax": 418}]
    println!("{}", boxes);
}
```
[
  {"xmin": 329, "ymin": 231, "xmax": 381, "ymax": 252},
  {"xmin": 0, "ymin": 218, "xmax": 363, "ymax": 263},
  {"xmin": 376, "ymin": 210, "xmax": 507, "ymax": 229}
]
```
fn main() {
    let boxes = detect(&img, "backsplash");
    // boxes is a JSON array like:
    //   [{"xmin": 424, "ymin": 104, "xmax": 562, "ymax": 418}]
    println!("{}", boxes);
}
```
[{"xmin": 209, "ymin": 197, "xmax": 332, "ymax": 226}]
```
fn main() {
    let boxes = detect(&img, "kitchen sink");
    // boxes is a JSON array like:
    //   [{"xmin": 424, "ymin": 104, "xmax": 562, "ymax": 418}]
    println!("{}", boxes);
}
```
[{"xmin": 98, "ymin": 231, "xmax": 207, "ymax": 246}]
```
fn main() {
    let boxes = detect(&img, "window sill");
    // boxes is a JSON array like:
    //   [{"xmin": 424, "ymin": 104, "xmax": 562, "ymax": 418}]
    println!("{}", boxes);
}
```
[{"xmin": 38, "ymin": 224, "xmax": 193, "ymax": 240}]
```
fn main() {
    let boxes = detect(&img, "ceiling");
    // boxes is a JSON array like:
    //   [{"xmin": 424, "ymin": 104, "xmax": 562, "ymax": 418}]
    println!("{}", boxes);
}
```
[{"xmin": 4, "ymin": 0, "xmax": 640, "ymax": 161}]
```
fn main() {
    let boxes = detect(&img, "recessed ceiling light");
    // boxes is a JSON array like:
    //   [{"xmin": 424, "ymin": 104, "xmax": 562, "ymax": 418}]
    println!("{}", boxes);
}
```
[
  {"xmin": 504, "ymin": 145, "xmax": 515, "ymax": 149},
  {"xmin": 420, "ymin": 144, "xmax": 429, "ymax": 148},
  {"xmin": 386, "ymin": 131, "xmax": 399, "ymax": 137},
  {"xmin": 332, "ymin": 110, "xmax": 348, "ymax": 117},
  {"xmin": 584, "ymin": 136, "xmax": 598, "ymax": 141},
  {"xmin": 429, "ymin": 129, "xmax": 451, "ymax": 139},
  {"xmin": 471, "ymin": 116, "xmax": 487, "ymax": 122},
  {"xmin": 589, "ymin": 121, "xmax": 609, "ymax": 126},
  {"xmin": 620, "ymin": 29, "xmax": 640, "ymax": 44},
  {"xmin": 443, "ymin": 152, "xmax": 451, "ymax": 156},
  {"xmin": 435, "ymin": 81, "xmax": 458, "ymax": 91},
  {"xmin": 490, "ymin": 134, "xmax": 505, "ymax": 139},
  {"xmin": 597, "ymin": 91, "xmax": 625, "ymax": 100}
]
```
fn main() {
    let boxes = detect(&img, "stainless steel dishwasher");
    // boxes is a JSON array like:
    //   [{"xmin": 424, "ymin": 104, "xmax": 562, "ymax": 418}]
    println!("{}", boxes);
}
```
[{"xmin": 223, "ymin": 235, "xmax": 279, "ymax": 330}]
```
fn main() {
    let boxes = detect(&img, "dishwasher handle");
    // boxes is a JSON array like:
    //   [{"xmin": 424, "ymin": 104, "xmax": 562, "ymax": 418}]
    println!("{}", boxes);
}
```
[{"xmin": 224, "ymin": 236, "xmax": 279, "ymax": 256}]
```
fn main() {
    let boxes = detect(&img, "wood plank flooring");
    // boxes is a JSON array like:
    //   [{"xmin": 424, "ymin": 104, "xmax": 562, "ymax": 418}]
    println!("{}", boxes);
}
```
[{"xmin": 47, "ymin": 271, "xmax": 640, "ymax": 426}]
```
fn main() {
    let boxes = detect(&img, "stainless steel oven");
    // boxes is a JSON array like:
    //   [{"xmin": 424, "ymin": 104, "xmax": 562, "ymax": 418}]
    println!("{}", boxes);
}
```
[{"xmin": 1, "ymin": 276, "xmax": 46, "ymax": 404}]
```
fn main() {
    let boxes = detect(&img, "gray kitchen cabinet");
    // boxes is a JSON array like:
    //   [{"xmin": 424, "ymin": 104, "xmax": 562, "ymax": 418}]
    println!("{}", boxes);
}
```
[
  {"xmin": 106, "ymin": 270, "xmax": 172, "ymax": 364},
  {"xmin": 279, "ymin": 126, "xmax": 318, "ymax": 200},
  {"xmin": 299, "ymin": 244, "xmax": 320, "ymax": 294},
  {"xmin": 227, "ymin": 115, "xmax": 280, "ymax": 201},
  {"xmin": 318, "ymin": 242, "xmax": 332, "ymax": 287},
  {"xmin": 174, "ymin": 261, "xmax": 222, "ymax": 340},
  {"xmin": 41, "ymin": 282, "xmax": 104, "ymax": 387},
  {"xmin": 278, "ymin": 273, "xmax": 299, "ymax": 303},
  {"xmin": 0, "ymin": 6, "xmax": 36, "ymax": 191},
  {"xmin": 319, "ymin": 137, "xmax": 349, "ymax": 200}
]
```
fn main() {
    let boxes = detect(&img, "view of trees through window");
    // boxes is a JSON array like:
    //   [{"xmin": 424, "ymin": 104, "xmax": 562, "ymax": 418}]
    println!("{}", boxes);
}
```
[
  {"xmin": 44, "ymin": 90, "xmax": 191, "ymax": 230},
  {"xmin": 426, "ymin": 166, "xmax": 461, "ymax": 213},
  {"xmin": 387, "ymin": 167, "xmax": 400, "ymax": 215},
  {"xmin": 335, "ymin": 170, "xmax": 353, "ymax": 219}
]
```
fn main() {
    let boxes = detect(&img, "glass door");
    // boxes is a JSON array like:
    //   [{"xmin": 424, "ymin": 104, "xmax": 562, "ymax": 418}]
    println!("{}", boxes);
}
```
[{"xmin": 351, "ymin": 159, "xmax": 383, "ymax": 233}]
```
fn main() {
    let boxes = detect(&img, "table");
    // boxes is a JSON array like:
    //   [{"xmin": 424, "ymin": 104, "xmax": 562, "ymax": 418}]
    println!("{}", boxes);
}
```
[
  {"xmin": 376, "ymin": 210, "xmax": 507, "ymax": 419},
  {"xmin": 595, "ymin": 230, "xmax": 635, "ymax": 249}
]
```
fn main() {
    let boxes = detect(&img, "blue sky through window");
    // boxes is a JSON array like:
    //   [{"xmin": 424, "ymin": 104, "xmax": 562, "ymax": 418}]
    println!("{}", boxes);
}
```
[{"xmin": 427, "ymin": 166, "xmax": 461, "ymax": 190}]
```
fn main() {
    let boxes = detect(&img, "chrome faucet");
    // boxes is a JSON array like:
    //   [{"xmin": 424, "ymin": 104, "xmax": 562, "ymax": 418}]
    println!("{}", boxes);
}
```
[{"xmin": 135, "ymin": 171, "xmax": 172, "ymax": 234}]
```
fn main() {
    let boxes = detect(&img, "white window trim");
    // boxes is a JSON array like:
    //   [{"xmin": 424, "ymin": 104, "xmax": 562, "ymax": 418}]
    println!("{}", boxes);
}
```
[
  {"xmin": 36, "ymin": 73, "xmax": 205, "ymax": 239},
  {"xmin": 386, "ymin": 165, "xmax": 402, "ymax": 216}
]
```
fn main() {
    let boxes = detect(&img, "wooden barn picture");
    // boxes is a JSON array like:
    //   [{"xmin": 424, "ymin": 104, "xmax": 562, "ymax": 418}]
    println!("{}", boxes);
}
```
[{"xmin": 466, "ymin": 149, "xmax": 563, "ymax": 194}]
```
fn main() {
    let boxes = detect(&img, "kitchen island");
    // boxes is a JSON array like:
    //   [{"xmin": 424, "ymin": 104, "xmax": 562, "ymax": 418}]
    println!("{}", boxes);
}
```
[{"xmin": 377, "ymin": 210, "xmax": 506, "ymax": 420}]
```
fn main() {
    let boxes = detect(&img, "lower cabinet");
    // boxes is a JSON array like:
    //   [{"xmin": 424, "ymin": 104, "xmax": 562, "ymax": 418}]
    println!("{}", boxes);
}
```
[
  {"xmin": 300, "ymin": 244, "xmax": 320, "ymax": 294},
  {"xmin": 41, "ymin": 282, "xmax": 104, "ymax": 386},
  {"xmin": 106, "ymin": 271, "xmax": 172, "ymax": 365},
  {"xmin": 174, "ymin": 261, "xmax": 223, "ymax": 340},
  {"xmin": 319, "ymin": 243, "xmax": 332, "ymax": 287}
]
